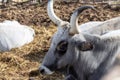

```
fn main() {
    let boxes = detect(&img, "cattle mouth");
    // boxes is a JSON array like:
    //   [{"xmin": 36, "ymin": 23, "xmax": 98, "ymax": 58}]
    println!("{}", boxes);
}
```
[
  {"xmin": 56, "ymin": 66, "xmax": 68, "ymax": 73},
  {"xmin": 39, "ymin": 64, "xmax": 69, "ymax": 75}
]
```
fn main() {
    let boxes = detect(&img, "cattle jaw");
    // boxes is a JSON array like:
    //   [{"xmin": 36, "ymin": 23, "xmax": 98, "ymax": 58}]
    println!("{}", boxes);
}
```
[
  {"xmin": 39, "ymin": 65, "xmax": 54, "ymax": 75},
  {"xmin": 39, "ymin": 65, "xmax": 68, "ymax": 75}
]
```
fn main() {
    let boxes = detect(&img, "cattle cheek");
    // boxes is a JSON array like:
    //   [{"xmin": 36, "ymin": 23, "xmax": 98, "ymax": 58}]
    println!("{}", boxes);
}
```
[
  {"xmin": 57, "ymin": 53, "xmax": 72, "ymax": 69},
  {"xmin": 46, "ymin": 58, "xmax": 58, "ymax": 71},
  {"xmin": 41, "ymin": 46, "xmax": 58, "ymax": 71},
  {"xmin": 57, "ymin": 59, "xmax": 67, "ymax": 69}
]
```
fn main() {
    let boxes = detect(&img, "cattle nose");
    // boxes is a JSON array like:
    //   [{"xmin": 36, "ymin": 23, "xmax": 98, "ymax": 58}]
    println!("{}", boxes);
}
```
[
  {"xmin": 39, "ymin": 65, "xmax": 53, "ymax": 75},
  {"xmin": 39, "ymin": 68, "xmax": 45, "ymax": 74}
]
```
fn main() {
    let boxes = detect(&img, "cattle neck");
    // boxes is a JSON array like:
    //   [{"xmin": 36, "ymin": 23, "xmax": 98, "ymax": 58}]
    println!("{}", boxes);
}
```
[{"xmin": 72, "ymin": 45, "xmax": 119, "ymax": 80}]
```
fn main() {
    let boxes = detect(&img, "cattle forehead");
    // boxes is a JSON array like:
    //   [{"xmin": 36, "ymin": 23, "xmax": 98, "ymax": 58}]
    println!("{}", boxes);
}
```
[{"xmin": 51, "ymin": 27, "xmax": 70, "ymax": 47}]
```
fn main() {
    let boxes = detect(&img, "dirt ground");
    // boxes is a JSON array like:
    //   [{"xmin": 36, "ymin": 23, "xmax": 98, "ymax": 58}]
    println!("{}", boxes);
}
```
[{"xmin": 0, "ymin": 1, "xmax": 120, "ymax": 80}]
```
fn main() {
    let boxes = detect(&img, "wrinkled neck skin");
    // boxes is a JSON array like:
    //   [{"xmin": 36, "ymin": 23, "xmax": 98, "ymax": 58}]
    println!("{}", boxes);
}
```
[{"xmin": 69, "ymin": 34, "xmax": 120, "ymax": 80}]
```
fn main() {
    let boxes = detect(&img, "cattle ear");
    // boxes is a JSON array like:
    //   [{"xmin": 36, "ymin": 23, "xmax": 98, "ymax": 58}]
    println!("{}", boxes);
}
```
[{"xmin": 77, "ymin": 41, "xmax": 94, "ymax": 51}]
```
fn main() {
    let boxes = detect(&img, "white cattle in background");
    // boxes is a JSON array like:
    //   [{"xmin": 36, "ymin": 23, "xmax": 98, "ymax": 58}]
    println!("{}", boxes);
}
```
[{"xmin": 0, "ymin": 20, "xmax": 35, "ymax": 52}]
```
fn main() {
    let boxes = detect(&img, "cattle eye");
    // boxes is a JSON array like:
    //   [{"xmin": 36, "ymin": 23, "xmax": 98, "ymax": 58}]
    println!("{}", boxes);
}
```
[{"xmin": 56, "ymin": 41, "xmax": 68, "ymax": 55}]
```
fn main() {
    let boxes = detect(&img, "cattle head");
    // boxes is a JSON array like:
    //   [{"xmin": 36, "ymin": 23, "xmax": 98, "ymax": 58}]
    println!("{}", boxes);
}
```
[{"xmin": 39, "ymin": 0, "xmax": 96, "ymax": 75}]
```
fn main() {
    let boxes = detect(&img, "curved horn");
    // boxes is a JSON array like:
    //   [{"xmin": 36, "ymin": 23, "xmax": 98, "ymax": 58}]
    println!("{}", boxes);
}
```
[
  {"xmin": 47, "ymin": 0, "xmax": 63, "ymax": 25},
  {"xmin": 69, "ymin": 6, "xmax": 96, "ymax": 35}
]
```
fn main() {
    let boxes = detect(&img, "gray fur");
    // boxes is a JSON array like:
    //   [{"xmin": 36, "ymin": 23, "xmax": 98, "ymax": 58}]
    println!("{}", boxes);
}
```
[
  {"xmin": 64, "ymin": 31, "xmax": 120, "ymax": 80},
  {"xmin": 40, "ymin": 0, "xmax": 120, "ymax": 79},
  {"xmin": 40, "ymin": 17, "xmax": 120, "ymax": 79},
  {"xmin": 86, "ymin": 17, "xmax": 120, "ymax": 35}
]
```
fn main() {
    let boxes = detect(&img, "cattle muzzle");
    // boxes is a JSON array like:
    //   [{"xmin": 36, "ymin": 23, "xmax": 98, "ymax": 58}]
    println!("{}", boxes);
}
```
[{"xmin": 39, "ymin": 65, "xmax": 54, "ymax": 75}]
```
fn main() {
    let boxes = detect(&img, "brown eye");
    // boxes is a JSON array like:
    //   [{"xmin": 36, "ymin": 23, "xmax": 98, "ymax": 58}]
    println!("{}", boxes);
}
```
[{"xmin": 56, "ymin": 41, "xmax": 68, "ymax": 55}]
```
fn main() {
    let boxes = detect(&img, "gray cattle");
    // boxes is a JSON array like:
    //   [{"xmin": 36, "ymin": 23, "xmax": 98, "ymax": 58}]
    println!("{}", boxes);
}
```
[
  {"xmin": 61, "ymin": 30, "xmax": 120, "ymax": 80},
  {"xmin": 39, "ymin": 0, "xmax": 120, "ymax": 79}
]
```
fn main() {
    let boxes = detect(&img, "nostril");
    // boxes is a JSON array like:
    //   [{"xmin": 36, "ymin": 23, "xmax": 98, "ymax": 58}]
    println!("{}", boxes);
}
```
[
  {"xmin": 40, "ymin": 68, "xmax": 45, "ymax": 74},
  {"xmin": 39, "ymin": 65, "xmax": 53, "ymax": 75}
]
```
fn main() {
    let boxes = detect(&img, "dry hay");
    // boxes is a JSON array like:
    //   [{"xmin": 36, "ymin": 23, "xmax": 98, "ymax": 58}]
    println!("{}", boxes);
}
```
[{"xmin": 0, "ymin": 25, "xmax": 63, "ymax": 80}]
